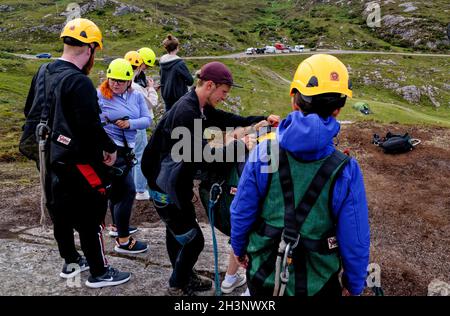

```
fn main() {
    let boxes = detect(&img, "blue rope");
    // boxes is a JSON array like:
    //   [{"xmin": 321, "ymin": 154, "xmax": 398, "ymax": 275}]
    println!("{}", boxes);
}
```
[{"xmin": 208, "ymin": 184, "xmax": 222, "ymax": 296}]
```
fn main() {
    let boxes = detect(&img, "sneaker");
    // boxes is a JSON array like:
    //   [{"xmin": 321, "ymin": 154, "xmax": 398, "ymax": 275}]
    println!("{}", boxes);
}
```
[
  {"xmin": 166, "ymin": 286, "xmax": 197, "ymax": 296},
  {"xmin": 108, "ymin": 224, "xmax": 138, "ymax": 237},
  {"xmin": 85, "ymin": 266, "xmax": 131, "ymax": 289},
  {"xmin": 221, "ymin": 273, "xmax": 247, "ymax": 294},
  {"xmin": 188, "ymin": 272, "xmax": 213, "ymax": 292},
  {"xmin": 135, "ymin": 191, "xmax": 150, "ymax": 201},
  {"xmin": 114, "ymin": 237, "xmax": 148, "ymax": 254},
  {"xmin": 59, "ymin": 256, "xmax": 89, "ymax": 279}
]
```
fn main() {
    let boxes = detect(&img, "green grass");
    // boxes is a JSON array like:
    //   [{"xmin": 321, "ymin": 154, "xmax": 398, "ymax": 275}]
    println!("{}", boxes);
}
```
[
  {"xmin": 0, "ymin": 50, "xmax": 449, "ymax": 162},
  {"xmin": 0, "ymin": 0, "xmax": 448, "ymax": 57}
]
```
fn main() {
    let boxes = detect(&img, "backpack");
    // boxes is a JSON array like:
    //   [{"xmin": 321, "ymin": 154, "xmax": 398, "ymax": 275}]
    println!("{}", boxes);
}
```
[
  {"xmin": 198, "ymin": 129, "xmax": 275, "ymax": 236},
  {"xmin": 373, "ymin": 132, "xmax": 421, "ymax": 154},
  {"xmin": 19, "ymin": 63, "xmax": 78, "ymax": 161}
]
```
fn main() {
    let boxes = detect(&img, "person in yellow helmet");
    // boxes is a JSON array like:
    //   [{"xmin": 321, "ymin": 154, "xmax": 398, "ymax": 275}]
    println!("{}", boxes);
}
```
[
  {"xmin": 124, "ymin": 49, "xmax": 159, "ymax": 201},
  {"xmin": 98, "ymin": 58, "xmax": 151, "ymax": 255},
  {"xmin": 230, "ymin": 54, "xmax": 370, "ymax": 296},
  {"xmin": 23, "ymin": 18, "xmax": 131, "ymax": 288}
]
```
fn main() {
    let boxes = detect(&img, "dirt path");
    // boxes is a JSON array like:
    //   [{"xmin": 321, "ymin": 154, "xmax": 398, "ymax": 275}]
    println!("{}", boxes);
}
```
[{"xmin": 0, "ymin": 121, "xmax": 449, "ymax": 296}]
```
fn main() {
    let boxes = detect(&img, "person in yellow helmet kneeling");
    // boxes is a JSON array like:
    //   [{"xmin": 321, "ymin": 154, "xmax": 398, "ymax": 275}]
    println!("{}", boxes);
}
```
[{"xmin": 230, "ymin": 54, "xmax": 370, "ymax": 296}]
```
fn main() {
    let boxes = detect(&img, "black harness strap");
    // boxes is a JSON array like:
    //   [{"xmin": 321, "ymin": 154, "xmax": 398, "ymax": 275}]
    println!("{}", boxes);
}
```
[
  {"xmin": 281, "ymin": 150, "xmax": 349, "ymax": 244},
  {"xmin": 251, "ymin": 245, "xmax": 279, "ymax": 289},
  {"xmin": 257, "ymin": 222, "xmax": 339, "ymax": 254},
  {"xmin": 251, "ymin": 149, "xmax": 349, "ymax": 294}
]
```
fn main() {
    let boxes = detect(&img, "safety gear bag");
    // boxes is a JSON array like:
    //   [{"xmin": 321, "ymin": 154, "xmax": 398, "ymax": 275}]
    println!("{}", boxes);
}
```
[{"xmin": 373, "ymin": 132, "xmax": 421, "ymax": 154}]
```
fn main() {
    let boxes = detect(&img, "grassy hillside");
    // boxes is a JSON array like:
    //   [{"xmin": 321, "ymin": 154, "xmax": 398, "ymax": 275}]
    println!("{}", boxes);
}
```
[
  {"xmin": 1, "ymin": 51, "xmax": 449, "ymax": 161},
  {"xmin": 0, "ymin": 0, "xmax": 448, "ymax": 58}
]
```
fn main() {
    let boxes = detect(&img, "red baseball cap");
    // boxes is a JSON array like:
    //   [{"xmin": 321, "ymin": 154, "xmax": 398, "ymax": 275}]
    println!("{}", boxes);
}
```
[{"xmin": 198, "ymin": 62, "xmax": 243, "ymax": 88}]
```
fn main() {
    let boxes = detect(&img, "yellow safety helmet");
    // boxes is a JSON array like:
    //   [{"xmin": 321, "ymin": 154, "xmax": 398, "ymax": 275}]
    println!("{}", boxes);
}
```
[
  {"xmin": 137, "ymin": 47, "xmax": 156, "ymax": 67},
  {"xmin": 290, "ymin": 54, "xmax": 352, "ymax": 98},
  {"xmin": 106, "ymin": 58, "xmax": 133, "ymax": 81},
  {"xmin": 60, "ymin": 18, "xmax": 103, "ymax": 49},
  {"xmin": 124, "ymin": 51, "xmax": 143, "ymax": 67}
]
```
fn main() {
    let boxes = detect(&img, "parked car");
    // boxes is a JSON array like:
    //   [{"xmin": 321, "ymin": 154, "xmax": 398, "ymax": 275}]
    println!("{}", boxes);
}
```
[
  {"xmin": 245, "ymin": 48, "xmax": 256, "ymax": 55},
  {"xmin": 36, "ymin": 53, "xmax": 52, "ymax": 59},
  {"xmin": 274, "ymin": 42, "xmax": 287, "ymax": 51},
  {"xmin": 256, "ymin": 47, "xmax": 266, "ymax": 54},
  {"xmin": 264, "ymin": 46, "xmax": 276, "ymax": 54},
  {"xmin": 293, "ymin": 45, "xmax": 305, "ymax": 52}
]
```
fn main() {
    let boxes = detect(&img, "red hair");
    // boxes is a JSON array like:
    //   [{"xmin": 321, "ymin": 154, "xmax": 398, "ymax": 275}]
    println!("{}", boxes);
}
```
[{"xmin": 99, "ymin": 79, "xmax": 113, "ymax": 100}]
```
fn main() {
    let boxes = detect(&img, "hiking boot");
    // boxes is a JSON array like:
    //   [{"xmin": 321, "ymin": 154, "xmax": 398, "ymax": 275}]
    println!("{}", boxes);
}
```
[
  {"xmin": 85, "ymin": 266, "xmax": 131, "ymax": 289},
  {"xmin": 166, "ymin": 286, "xmax": 197, "ymax": 296},
  {"xmin": 221, "ymin": 273, "xmax": 247, "ymax": 294},
  {"xmin": 135, "ymin": 191, "xmax": 150, "ymax": 201},
  {"xmin": 114, "ymin": 237, "xmax": 148, "ymax": 254},
  {"xmin": 108, "ymin": 224, "xmax": 138, "ymax": 237},
  {"xmin": 188, "ymin": 272, "xmax": 213, "ymax": 292},
  {"xmin": 59, "ymin": 256, "xmax": 89, "ymax": 279}
]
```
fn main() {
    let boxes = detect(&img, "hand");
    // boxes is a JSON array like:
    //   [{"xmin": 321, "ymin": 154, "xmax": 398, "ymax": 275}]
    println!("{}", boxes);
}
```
[
  {"xmin": 115, "ymin": 119, "xmax": 130, "ymax": 129},
  {"xmin": 234, "ymin": 254, "xmax": 249, "ymax": 269},
  {"xmin": 267, "ymin": 115, "xmax": 280, "ymax": 127},
  {"xmin": 147, "ymin": 77, "xmax": 154, "ymax": 88},
  {"xmin": 342, "ymin": 288, "xmax": 352, "ymax": 296},
  {"xmin": 254, "ymin": 120, "xmax": 269, "ymax": 131},
  {"xmin": 241, "ymin": 134, "xmax": 257, "ymax": 151},
  {"xmin": 103, "ymin": 151, "xmax": 117, "ymax": 167}
]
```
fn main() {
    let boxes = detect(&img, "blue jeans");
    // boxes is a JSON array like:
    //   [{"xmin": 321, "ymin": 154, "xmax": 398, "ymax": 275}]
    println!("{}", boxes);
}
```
[{"xmin": 133, "ymin": 129, "xmax": 148, "ymax": 193}]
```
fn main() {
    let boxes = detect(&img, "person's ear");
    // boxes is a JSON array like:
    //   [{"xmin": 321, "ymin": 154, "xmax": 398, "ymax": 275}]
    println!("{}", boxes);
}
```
[
  {"xmin": 291, "ymin": 97, "xmax": 300, "ymax": 111},
  {"xmin": 332, "ymin": 108, "xmax": 341, "ymax": 117}
]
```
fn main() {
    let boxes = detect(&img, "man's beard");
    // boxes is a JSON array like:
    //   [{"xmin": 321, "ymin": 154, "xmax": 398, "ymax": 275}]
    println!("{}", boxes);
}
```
[{"xmin": 82, "ymin": 53, "xmax": 95, "ymax": 75}]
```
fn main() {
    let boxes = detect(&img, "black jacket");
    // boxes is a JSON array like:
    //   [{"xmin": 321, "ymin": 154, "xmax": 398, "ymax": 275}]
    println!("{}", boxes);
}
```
[
  {"xmin": 159, "ymin": 56, "xmax": 194, "ymax": 110},
  {"xmin": 24, "ymin": 60, "xmax": 116, "ymax": 167},
  {"xmin": 142, "ymin": 89, "xmax": 266, "ymax": 207}
]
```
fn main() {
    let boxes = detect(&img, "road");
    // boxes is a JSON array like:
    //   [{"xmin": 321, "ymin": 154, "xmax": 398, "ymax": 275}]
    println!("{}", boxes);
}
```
[{"xmin": 6, "ymin": 48, "xmax": 450, "ymax": 61}]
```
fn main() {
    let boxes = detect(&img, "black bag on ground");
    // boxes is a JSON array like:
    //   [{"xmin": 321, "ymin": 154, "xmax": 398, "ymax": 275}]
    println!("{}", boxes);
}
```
[{"xmin": 373, "ymin": 132, "xmax": 417, "ymax": 154}]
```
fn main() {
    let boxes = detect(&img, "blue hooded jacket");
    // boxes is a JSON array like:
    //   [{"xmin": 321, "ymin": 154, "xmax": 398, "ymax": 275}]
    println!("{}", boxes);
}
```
[{"xmin": 230, "ymin": 111, "xmax": 370, "ymax": 295}]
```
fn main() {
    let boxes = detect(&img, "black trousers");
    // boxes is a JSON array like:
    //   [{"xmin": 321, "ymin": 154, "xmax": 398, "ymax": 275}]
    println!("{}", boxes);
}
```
[
  {"xmin": 46, "ymin": 166, "xmax": 108, "ymax": 277},
  {"xmin": 153, "ymin": 199, "xmax": 204, "ymax": 288},
  {"xmin": 109, "ymin": 152, "xmax": 136, "ymax": 238}
]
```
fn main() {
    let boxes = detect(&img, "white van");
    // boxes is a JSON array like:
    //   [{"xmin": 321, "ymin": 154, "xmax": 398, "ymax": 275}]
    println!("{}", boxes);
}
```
[
  {"xmin": 245, "ymin": 48, "xmax": 255, "ymax": 55},
  {"xmin": 294, "ymin": 45, "xmax": 305, "ymax": 52},
  {"xmin": 264, "ymin": 46, "xmax": 276, "ymax": 54}
]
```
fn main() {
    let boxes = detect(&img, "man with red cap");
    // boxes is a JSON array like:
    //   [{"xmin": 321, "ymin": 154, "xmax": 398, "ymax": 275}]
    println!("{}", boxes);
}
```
[{"xmin": 142, "ymin": 61, "xmax": 280, "ymax": 295}]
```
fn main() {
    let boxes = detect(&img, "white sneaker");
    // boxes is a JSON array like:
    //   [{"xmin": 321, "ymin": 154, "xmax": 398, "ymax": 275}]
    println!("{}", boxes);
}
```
[
  {"xmin": 135, "ymin": 191, "xmax": 150, "ymax": 200},
  {"xmin": 221, "ymin": 273, "xmax": 247, "ymax": 294}
]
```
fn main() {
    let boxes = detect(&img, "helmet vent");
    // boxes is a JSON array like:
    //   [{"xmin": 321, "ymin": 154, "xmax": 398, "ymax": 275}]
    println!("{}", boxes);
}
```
[
  {"xmin": 79, "ymin": 31, "xmax": 88, "ymax": 38},
  {"xmin": 307, "ymin": 76, "xmax": 318, "ymax": 87}
]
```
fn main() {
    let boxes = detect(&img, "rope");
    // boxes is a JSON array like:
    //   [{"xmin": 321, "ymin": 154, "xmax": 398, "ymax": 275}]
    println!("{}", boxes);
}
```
[
  {"xmin": 38, "ymin": 140, "xmax": 47, "ymax": 226},
  {"xmin": 208, "ymin": 183, "xmax": 223, "ymax": 296},
  {"xmin": 36, "ymin": 123, "xmax": 50, "ymax": 227}
]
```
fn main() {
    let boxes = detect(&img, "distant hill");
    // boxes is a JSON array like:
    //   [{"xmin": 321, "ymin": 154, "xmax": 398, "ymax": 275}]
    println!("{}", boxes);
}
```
[{"xmin": 0, "ymin": 0, "xmax": 448, "ymax": 57}]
